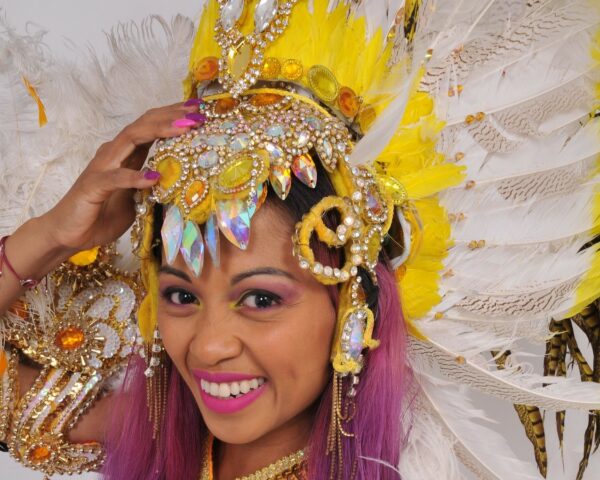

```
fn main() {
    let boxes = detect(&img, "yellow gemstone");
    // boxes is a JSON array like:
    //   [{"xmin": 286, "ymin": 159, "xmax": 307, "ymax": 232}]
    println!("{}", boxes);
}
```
[
  {"xmin": 358, "ymin": 105, "xmax": 376, "ymax": 132},
  {"xmin": 55, "ymin": 327, "xmax": 85, "ymax": 351},
  {"xmin": 261, "ymin": 57, "xmax": 281, "ymax": 79},
  {"xmin": 215, "ymin": 97, "xmax": 239, "ymax": 114},
  {"xmin": 193, "ymin": 56, "xmax": 219, "ymax": 81},
  {"xmin": 156, "ymin": 156, "xmax": 182, "ymax": 191},
  {"xmin": 218, "ymin": 155, "xmax": 255, "ymax": 190},
  {"xmin": 68, "ymin": 246, "xmax": 100, "ymax": 266},
  {"xmin": 29, "ymin": 446, "xmax": 51, "ymax": 463},
  {"xmin": 228, "ymin": 41, "xmax": 252, "ymax": 81},
  {"xmin": 281, "ymin": 59, "xmax": 303, "ymax": 80},
  {"xmin": 465, "ymin": 114, "xmax": 475, "ymax": 125},
  {"xmin": 184, "ymin": 180, "xmax": 206, "ymax": 206},
  {"xmin": 251, "ymin": 93, "xmax": 283, "ymax": 106},
  {"xmin": 338, "ymin": 86, "xmax": 360, "ymax": 118},
  {"xmin": 307, "ymin": 65, "xmax": 339, "ymax": 102},
  {"xmin": 378, "ymin": 176, "xmax": 407, "ymax": 205}
]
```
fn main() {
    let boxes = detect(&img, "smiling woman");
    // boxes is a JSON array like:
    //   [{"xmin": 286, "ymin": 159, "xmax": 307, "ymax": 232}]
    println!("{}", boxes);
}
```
[
  {"xmin": 2, "ymin": 1, "xmax": 600, "ymax": 479},
  {"xmin": 102, "ymin": 162, "xmax": 409, "ymax": 479}
]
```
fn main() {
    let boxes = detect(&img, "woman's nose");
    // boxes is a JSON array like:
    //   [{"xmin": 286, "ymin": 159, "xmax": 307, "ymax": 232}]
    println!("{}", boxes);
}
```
[{"xmin": 188, "ymin": 310, "xmax": 243, "ymax": 367}]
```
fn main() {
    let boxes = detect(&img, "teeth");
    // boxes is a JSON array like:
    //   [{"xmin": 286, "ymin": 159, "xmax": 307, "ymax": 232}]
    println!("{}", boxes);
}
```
[{"xmin": 201, "ymin": 377, "xmax": 265, "ymax": 398}]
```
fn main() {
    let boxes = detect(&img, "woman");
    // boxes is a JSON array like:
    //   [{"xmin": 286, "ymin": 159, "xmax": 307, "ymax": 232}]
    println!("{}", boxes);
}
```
[{"xmin": 2, "ymin": 1, "xmax": 600, "ymax": 479}]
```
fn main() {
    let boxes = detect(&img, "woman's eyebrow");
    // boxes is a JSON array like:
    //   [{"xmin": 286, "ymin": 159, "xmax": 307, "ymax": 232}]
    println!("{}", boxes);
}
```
[
  {"xmin": 158, "ymin": 266, "xmax": 192, "ymax": 283},
  {"xmin": 231, "ymin": 267, "xmax": 296, "ymax": 286}
]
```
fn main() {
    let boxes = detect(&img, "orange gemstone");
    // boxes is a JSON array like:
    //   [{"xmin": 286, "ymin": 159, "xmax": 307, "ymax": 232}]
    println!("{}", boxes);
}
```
[
  {"xmin": 8, "ymin": 299, "xmax": 28, "ymax": 319},
  {"xmin": 193, "ymin": 57, "xmax": 219, "ymax": 82},
  {"xmin": 251, "ymin": 93, "xmax": 283, "ymax": 106},
  {"xmin": 29, "ymin": 446, "xmax": 51, "ymax": 463},
  {"xmin": 184, "ymin": 180, "xmax": 206, "ymax": 206},
  {"xmin": 338, "ymin": 86, "xmax": 360, "ymax": 118},
  {"xmin": 0, "ymin": 350, "xmax": 7, "ymax": 376},
  {"xmin": 281, "ymin": 59, "xmax": 303, "ymax": 80},
  {"xmin": 55, "ymin": 327, "xmax": 85, "ymax": 351},
  {"xmin": 215, "ymin": 97, "xmax": 239, "ymax": 114},
  {"xmin": 261, "ymin": 57, "xmax": 281, "ymax": 79}
]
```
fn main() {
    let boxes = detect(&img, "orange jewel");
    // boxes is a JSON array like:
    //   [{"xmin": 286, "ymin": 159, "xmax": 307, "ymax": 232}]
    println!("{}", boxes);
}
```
[
  {"xmin": 29, "ymin": 446, "xmax": 51, "ymax": 463},
  {"xmin": 215, "ymin": 97, "xmax": 239, "ymax": 114},
  {"xmin": 55, "ymin": 327, "xmax": 85, "ymax": 351},
  {"xmin": 251, "ymin": 93, "xmax": 283, "ymax": 106},
  {"xmin": 193, "ymin": 57, "xmax": 219, "ymax": 82},
  {"xmin": 184, "ymin": 180, "xmax": 206, "ymax": 207},
  {"xmin": 338, "ymin": 86, "xmax": 360, "ymax": 118},
  {"xmin": 0, "ymin": 350, "xmax": 7, "ymax": 376}
]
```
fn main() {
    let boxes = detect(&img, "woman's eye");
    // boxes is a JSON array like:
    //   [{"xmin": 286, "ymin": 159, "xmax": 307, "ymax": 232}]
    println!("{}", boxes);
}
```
[
  {"xmin": 163, "ymin": 288, "xmax": 198, "ymax": 305},
  {"xmin": 238, "ymin": 291, "xmax": 282, "ymax": 309}
]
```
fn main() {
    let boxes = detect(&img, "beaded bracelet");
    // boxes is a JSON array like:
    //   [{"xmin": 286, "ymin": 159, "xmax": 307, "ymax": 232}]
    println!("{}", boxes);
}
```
[{"xmin": 0, "ymin": 236, "xmax": 40, "ymax": 289}]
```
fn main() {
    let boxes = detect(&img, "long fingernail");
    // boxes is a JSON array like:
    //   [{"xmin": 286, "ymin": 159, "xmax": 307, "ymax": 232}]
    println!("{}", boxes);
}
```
[
  {"xmin": 185, "ymin": 113, "xmax": 207, "ymax": 124},
  {"xmin": 172, "ymin": 118, "xmax": 197, "ymax": 128},
  {"xmin": 144, "ymin": 170, "xmax": 161, "ymax": 180},
  {"xmin": 184, "ymin": 98, "xmax": 203, "ymax": 107}
]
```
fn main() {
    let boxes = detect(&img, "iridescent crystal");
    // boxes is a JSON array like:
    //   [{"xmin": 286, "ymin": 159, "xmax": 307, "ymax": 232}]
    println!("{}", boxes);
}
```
[
  {"xmin": 366, "ymin": 185, "xmax": 384, "ymax": 217},
  {"xmin": 197, "ymin": 150, "xmax": 219, "ymax": 169},
  {"xmin": 305, "ymin": 116, "xmax": 322, "ymax": 130},
  {"xmin": 296, "ymin": 131, "xmax": 310, "ymax": 148},
  {"xmin": 255, "ymin": 0, "xmax": 278, "ymax": 32},
  {"xmin": 191, "ymin": 135, "xmax": 205, "ymax": 148},
  {"xmin": 216, "ymin": 198, "xmax": 251, "ymax": 250},
  {"xmin": 221, "ymin": 120, "xmax": 237, "ymax": 130},
  {"xmin": 181, "ymin": 221, "xmax": 204, "ymax": 277},
  {"xmin": 266, "ymin": 124, "xmax": 285, "ymax": 137},
  {"xmin": 207, "ymin": 134, "xmax": 230, "ymax": 147},
  {"xmin": 265, "ymin": 142, "xmax": 284, "ymax": 162},
  {"xmin": 205, "ymin": 213, "xmax": 220, "ymax": 267},
  {"xmin": 269, "ymin": 165, "xmax": 291, "ymax": 199},
  {"xmin": 248, "ymin": 183, "xmax": 265, "ymax": 218},
  {"xmin": 322, "ymin": 139, "xmax": 333, "ymax": 160},
  {"xmin": 345, "ymin": 310, "xmax": 366, "ymax": 359},
  {"xmin": 221, "ymin": 0, "xmax": 244, "ymax": 31},
  {"xmin": 292, "ymin": 154, "xmax": 317, "ymax": 188},
  {"xmin": 231, "ymin": 133, "xmax": 250, "ymax": 151},
  {"xmin": 161, "ymin": 205, "xmax": 183, "ymax": 264}
]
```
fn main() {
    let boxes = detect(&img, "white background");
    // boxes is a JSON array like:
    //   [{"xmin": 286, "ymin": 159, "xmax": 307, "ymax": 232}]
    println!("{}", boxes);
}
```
[{"xmin": 0, "ymin": 1, "xmax": 599, "ymax": 480}]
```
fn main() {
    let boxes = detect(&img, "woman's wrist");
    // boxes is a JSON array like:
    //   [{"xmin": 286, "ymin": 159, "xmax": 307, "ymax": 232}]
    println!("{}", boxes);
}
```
[{"xmin": 3, "ymin": 217, "xmax": 77, "ymax": 285}]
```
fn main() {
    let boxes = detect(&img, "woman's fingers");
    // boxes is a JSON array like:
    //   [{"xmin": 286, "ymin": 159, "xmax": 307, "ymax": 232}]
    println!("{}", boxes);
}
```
[
  {"xmin": 81, "ymin": 167, "xmax": 160, "ymax": 204},
  {"xmin": 90, "ymin": 103, "xmax": 201, "ymax": 171}
]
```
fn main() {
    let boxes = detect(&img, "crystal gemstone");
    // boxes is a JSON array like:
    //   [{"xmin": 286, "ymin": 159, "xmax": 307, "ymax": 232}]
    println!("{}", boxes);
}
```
[
  {"xmin": 255, "ymin": 0, "xmax": 278, "ymax": 32},
  {"xmin": 162, "ymin": 205, "xmax": 184, "ymax": 264},
  {"xmin": 221, "ymin": 0, "xmax": 244, "ymax": 31},
  {"xmin": 292, "ymin": 154, "xmax": 317, "ymax": 188},
  {"xmin": 216, "ymin": 198, "xmax": 252, "ymax": 250},
  {"xmin": 181, "ymin": 221, "xmax": 205, "ymax": 277}
]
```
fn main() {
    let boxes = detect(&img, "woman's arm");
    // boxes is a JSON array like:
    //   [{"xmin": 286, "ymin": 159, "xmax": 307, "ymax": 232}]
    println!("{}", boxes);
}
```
[{"xmin": 1, "ymin": 102, "xmax": 200, "ymax": 453}]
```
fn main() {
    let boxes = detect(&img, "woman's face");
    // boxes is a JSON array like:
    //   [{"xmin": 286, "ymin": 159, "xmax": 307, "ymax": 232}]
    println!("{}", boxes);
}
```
[{"xmin": 158, "ymin": 205, "xmax": 336, "ymax": 445}]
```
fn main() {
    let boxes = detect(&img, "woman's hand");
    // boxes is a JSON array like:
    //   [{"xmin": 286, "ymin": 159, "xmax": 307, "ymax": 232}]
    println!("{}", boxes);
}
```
[{"xmin": 39, "ymin": 101, "xmax": 201, "ymax": 253}]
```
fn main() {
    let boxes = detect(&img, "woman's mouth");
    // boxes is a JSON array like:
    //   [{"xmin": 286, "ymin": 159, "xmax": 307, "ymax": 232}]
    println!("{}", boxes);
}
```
[
  {"xmin": 199, "ymin": 377, "xmax": 265, "ymax": 399},
  {"xmin": 193, "ymin": 371, "xmax": 268, "ymax": 414}
]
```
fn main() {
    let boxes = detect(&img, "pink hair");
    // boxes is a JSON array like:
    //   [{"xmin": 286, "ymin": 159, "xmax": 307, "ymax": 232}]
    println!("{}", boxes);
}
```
[{"xmin": 102, "ymin": 263, "xmax": 410, "ymax": 479}]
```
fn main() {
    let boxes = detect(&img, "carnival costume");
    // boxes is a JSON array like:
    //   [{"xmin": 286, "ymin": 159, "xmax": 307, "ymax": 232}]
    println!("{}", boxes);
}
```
[{"xmin": 1, "ymin": 0, "xmax": 600, "ymax": 479}]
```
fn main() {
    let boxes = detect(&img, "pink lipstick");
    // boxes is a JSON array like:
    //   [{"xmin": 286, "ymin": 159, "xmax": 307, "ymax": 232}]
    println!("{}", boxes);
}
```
[{"xmin": 193, "ymin": 370, "xmax": 268, "ymax": 414}]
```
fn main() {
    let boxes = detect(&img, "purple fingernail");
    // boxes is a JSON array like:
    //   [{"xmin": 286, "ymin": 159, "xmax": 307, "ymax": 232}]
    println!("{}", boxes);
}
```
[
  {"xmin": 144, "ymin": 170, "xmax": 161, "ymax": 180},
  {"xmin": 172, "ymin": 118, "xmax": 197, "ymax": 128},
  {"xmin": 184, "ymin": 98, "xmax": 203, "ymax": 106},
  {"xmin": 185, "ymin": 113, "xmax": 207, "ymax": 124}
]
